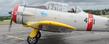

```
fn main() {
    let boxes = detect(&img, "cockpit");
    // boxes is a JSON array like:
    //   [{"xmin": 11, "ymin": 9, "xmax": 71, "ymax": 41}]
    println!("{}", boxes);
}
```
[
  {"xmin": 45, "ymin": 2, "xmax": 69, "ymax": 12},
  {"xmin": 67, "ymin": 7, "xmax": 82, "ymax": 13},
  {"xmin": 24, "ymin": 1, "xmax": 82, "ymax": 13},
  {"xmin": 45, "ymin": 2, "xmax": 82, "ymax": 13}
]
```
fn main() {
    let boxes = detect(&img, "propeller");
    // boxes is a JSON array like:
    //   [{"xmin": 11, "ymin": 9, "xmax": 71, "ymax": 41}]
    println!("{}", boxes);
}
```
[
  {"xmin": 8, "ymin": 4, "xmax": 19, "ymax": 32},
  {"xmin": 8, "ymin": 0, "xmax": 26, "ymax": 32},
  {"xmin": 8, "ymin": 11, "xmax": 13, "ymax": 32}
]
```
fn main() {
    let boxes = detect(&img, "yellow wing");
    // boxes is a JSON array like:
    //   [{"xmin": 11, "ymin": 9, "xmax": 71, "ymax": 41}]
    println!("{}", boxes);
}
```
[{"xmin": 24, "ymin": 21, "xmax": 76, "ymax": 30}]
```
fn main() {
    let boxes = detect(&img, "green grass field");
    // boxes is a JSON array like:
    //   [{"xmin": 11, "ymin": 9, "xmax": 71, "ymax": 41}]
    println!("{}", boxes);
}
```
[
  {"xmin": 0, "ymin": 20, "xmax": 10, "ymax": 25},
  {"xmin": 101, "ymin": 15, "xmax": 109, "ymax": 18}
]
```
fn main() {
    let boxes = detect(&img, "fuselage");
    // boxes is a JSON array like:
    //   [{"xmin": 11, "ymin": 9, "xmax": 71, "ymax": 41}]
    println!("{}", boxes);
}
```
[
  {"xmin": 13, "ymin": 5, "xmax": 109, "ymax": 32},
  {"xmin": 9, "ymin": 2, "xmax": 109, "ymax": 44}
]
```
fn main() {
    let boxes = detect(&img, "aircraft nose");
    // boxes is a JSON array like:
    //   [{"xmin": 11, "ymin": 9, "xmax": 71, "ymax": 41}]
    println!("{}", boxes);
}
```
[{"xmin": 11, "ymin": 4, "xmax": 19, "ymax": 23}]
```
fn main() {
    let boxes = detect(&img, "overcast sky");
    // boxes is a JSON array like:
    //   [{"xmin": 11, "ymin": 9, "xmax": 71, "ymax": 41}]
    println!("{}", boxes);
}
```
[{"xmin": 0, "ymin": 0, "xmax": 109, "ymax": 16}]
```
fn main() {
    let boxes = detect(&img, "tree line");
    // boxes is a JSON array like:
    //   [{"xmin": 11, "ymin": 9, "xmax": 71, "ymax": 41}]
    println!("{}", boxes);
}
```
[
  {"xmin": 84, "ymin": 8, "xmax": 109, "ymax": 15},
  {"xmin": 0, "ymin": 16, "xmax": 11, "ymax": 21}
]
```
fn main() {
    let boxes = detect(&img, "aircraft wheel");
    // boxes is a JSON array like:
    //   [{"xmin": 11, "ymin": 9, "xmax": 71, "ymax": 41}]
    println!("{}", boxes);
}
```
[{"xmin": 27, "ymin": 31, "xmax": 41, "ymax": 44}]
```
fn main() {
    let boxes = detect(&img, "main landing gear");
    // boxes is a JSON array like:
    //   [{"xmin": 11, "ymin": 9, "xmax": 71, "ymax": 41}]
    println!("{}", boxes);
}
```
[{"xmin": 27, "ymin": 29, "xmax": 41, "ymax": 44}]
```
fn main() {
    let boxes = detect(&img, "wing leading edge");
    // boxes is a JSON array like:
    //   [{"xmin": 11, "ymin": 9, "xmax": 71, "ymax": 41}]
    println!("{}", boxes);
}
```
[{"xmin": 24, "ymin": 21, "xmax": 76, "ymax": 31}]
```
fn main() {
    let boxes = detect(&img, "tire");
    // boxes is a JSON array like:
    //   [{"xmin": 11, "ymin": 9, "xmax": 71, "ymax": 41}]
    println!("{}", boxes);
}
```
[{"xmin": 27, "ymin": 31, "xmax": 41, "ymax": 44}]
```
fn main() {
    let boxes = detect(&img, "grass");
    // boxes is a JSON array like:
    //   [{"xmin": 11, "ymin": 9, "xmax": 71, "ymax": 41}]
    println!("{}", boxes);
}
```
[
  {"xmin": 0, "ymin": 20, "xmax": 10, "ymax": 25},
  {"xmin": 100, "ymin": 15, "xmax": 109, "ymax": 18}
]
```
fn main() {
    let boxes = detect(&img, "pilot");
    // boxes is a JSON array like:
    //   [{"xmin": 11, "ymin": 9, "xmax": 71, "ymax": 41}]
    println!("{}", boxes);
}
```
[{"xmin": 68, "ymin": 8, "xmax": 76, "ymax": 13}]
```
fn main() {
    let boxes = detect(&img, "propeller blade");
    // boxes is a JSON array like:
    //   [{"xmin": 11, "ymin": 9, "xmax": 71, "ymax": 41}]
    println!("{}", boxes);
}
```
[
  {"xmin": 8, "ymin": 11, "xmax": 13, "ymax": 32},
  {"xmin": 8, "ymin": 11, "xmax": 12, "ymax": 14},
  {"xmin": 9, "ymin": 18, "xmax": 13, "ymax": 32}
]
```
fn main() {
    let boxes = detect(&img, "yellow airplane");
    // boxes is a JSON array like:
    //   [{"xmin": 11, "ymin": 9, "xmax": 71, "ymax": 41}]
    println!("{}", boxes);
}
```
[{"xmin": 8, "ymin": 2, "xmax": 109, "ymax": 44}]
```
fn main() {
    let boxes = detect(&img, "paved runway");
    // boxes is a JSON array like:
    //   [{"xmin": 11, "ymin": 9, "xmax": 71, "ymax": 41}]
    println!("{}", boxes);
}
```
[{"xmin": 0, "ymin": 24, "xmax": 109, "ymax": 44}]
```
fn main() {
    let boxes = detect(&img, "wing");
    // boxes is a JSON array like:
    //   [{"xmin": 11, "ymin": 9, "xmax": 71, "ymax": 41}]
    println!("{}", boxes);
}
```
[{"xmin": 24, "ymin": 21, "xmax": 76, "ymax": 32}]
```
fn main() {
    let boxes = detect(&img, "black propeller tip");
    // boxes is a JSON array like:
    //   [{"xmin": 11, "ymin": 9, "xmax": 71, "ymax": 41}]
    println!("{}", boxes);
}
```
[{"xmin": 8, "ymin": 11, "xmax": 12, "ymax": 14}]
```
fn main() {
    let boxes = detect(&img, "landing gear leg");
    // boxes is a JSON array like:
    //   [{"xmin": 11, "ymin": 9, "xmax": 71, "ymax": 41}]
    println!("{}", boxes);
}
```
[{"xmin": 27, "ymin": 29, "xmax": 41, "ymax": 44}]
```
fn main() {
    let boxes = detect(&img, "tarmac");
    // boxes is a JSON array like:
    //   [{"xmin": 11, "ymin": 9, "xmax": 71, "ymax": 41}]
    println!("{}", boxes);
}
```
[{"xmin": 0, "ymin": 24, "xmax": 109, "ymax": 44}]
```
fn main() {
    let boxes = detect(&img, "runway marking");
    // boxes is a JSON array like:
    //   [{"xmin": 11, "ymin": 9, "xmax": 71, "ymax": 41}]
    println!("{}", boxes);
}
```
[{"xmin": 7, "ymin": 35, "xmax": 25, "ymax": 40}]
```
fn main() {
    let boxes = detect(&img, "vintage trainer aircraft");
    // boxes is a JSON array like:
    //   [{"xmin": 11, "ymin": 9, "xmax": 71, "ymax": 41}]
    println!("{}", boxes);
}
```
[{"xmin": 8, "ymin": 1, "xmax": 109, "ymax": 44}]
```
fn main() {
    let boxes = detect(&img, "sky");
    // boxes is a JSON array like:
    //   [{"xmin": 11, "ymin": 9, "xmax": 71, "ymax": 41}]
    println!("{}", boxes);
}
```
[{"xmin": 0, "ymin": 0, "xmax": 109, "ymax": 16}]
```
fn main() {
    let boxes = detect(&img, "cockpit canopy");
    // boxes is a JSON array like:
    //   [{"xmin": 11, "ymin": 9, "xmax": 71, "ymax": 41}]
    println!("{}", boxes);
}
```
[
  {"xmin": 46, "ymin": 2, "xmax": 83, "ymax": 13},
  {"xmin": 23, "ymin": 1, "xmax": 83, "ymax": 13},
  {"xmin": 45, "ymin": 1, "xmax": 69, "ymax": 12}
]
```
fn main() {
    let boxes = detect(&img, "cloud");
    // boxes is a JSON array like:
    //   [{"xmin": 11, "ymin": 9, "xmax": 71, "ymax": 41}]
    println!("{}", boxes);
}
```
[{"xmin": 0, "ymin": 0, "xmax": 23, "ymax": 16}]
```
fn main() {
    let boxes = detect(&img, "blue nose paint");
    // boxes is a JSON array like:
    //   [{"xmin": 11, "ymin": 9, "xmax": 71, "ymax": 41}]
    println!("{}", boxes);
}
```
[{"xmin": 41, "ymin": 11, "xmax": 48, "ymax": 16}]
